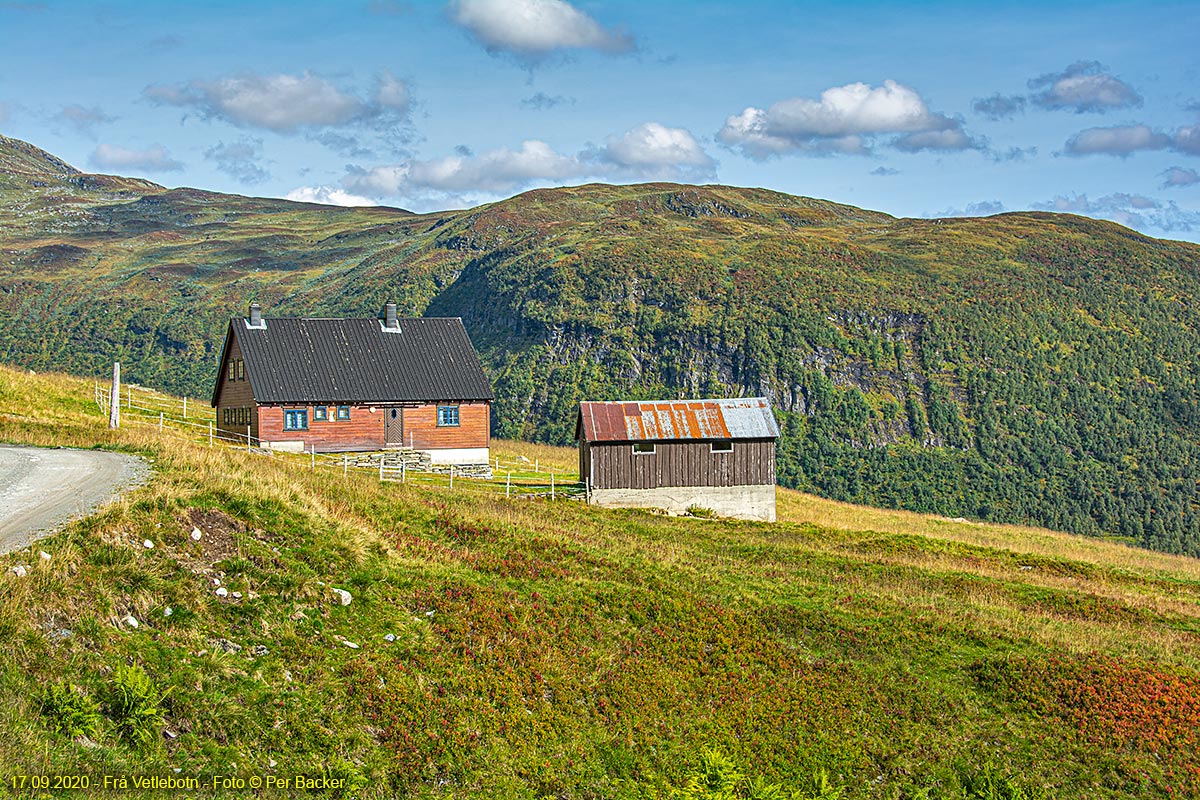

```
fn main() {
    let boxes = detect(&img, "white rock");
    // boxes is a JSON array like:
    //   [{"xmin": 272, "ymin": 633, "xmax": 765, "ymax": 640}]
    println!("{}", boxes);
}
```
[
  {"xmin": 383, "ymin": 633, "xmax": 396, "ymax": 642},
  {"xmin": 212, "ymin": 578, "xmax": 221, "ymax": 586},
  {"xmin": 142, "ymin": 539, "xmax": 154, "ymax": 550},
  {"xmin": 124, "ymin": 615, "xmax": 139, "ymax": 628},
  {"xmin": 425, "ymin": 610, "xmax": 435, "ymax": 616},
  {"xmin": 342, "ymin": 640, "xmax": 360, "ymax": 649},
  {"xmin": 10, "ymin": 565, "xmax": 27, "ymax": 577},
  {"xmin": 269, "ymin": 759, "xmax": 277, "ymax": 769},
  {"xmin": 332, "ymin": 588, "xmax": 352, "ymax": 606},
  {"xmin": 38, "ymin": 551, "xmax": 51, "ymax": 561},
  {"xmin": 232, "ymin": 592, "xmax": 242, "ymax": 600},
  {"xmin": 190, "ymin": 527, "xmax": 202, "ymax": 541},
  {"xmin": 215, "ymin": 587, "xmax": 229, "ymax": 598},
  {"xmin": 163, "ymin": 607, "xmax": 173, "ymax": 617}
]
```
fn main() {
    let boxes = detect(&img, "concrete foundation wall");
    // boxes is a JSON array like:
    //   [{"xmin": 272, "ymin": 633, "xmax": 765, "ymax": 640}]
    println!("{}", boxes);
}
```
[
  {"xmin": 425, "ymin": 447, "xmax": 490, "ymax": 465},
  {"xmin": 589, "ymin": 484, "xmax": 776, "ymax": 522}
]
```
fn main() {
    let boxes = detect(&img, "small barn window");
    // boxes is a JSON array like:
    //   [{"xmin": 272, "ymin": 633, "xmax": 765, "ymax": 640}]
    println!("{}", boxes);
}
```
[
  {"xmin": 284, "ymin": 409, "xmax": 308, "ymax": 431},
  {"xmin": 228, "ymin": 360, "xmax": 236, "ymax": 381},
  {"xmin": 236, "ymin": 359, "xmax": 245, "ymax": 380},
  {"xmin": 314, "ymin": 406, "xmax": 328, "ymax": 421},
  {"xmin": 632, "ymin": 442, "xmax": 655, "ymax": 454},
  {"xmin": 437, "ymin": 405, "xmax": 460, "ymax": 426},
  {"xmin": 711, "ymin": 441, "xmax": 733, "ymax": 453},
  {"xmin": 337, "ymin": 406, "xmax": 351, "ymax": 420},
  {"xmin": 222, "ymin": 408, "xmax": 229, "ymax": 424}
]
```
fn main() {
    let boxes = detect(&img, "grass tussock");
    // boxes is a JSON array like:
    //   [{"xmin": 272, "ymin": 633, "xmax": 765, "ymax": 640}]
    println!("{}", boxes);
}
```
[{"xmin": 1, "ymin": 363, "xmax": 1200, "ymax": 798}]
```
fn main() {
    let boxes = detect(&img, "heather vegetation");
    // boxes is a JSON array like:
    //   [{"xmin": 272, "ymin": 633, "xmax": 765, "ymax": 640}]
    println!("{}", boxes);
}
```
[
  {"xmin": 3, "ymin": 365, "xmax": 1200, "ymax": 798},
  {"xmin": 2, "ymin": 134, "xmax": 1199, "ymax": 557}
]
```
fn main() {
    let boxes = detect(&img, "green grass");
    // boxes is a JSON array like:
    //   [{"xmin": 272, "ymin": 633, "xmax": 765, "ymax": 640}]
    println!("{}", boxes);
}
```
[{"xmin": 2, "ymin": 364, "xmax": 1200, "ymax": 798}]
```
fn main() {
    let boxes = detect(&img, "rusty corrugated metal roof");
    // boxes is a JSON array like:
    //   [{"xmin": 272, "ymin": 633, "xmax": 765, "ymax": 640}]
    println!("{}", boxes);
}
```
[{"xmin": 577, "ymin": 397, "xmax": 779, "ymax": 442}]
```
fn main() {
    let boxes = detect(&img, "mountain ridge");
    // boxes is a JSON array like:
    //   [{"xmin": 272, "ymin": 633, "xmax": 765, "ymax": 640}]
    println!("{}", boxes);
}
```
[{"xmin": 2, "ymin": 134, "xmax": 1199, "ymax": 554}]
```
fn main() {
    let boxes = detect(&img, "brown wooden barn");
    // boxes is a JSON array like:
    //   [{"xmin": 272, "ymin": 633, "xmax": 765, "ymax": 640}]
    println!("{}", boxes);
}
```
[
  {"xmin": 575, "ymin": 398, "xmax": 779, "ymax": 521},
  {"xmin": 211, "ymin": 302, "xmax": 493, "ymax": 464}
]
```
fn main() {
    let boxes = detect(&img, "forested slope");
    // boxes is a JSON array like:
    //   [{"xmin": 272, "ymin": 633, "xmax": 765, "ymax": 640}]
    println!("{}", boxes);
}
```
[{"xmin": 2, "ymin": 135, "xmax": 1199, "ymax": 553}]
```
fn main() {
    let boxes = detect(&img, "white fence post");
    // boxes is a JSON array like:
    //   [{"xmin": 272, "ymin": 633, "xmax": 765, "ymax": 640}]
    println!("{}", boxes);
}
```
[
  {"xmin": 311, "ymin": 448, "xmax": 315, "ymax": 471},
  {"xmin": 183, "ymin": 397, "xmax": 187, "ymax": 418},
  {"xmin": 506, "ymin": 471, "xmax": 511, "ymax": 499},
  {"xmin": 343, "ymin": 455, "xmax": 348, "ymax": 477},
  {"xmin": 449, "ymin": 464, "xmax": 454, "ymax": 490},
  {"xmin": 551, "ymin": 472, "xmax": 555, "ymax": 500},
  {"xmin": 379, "ymin": 454, "xmax": 385, "ymax": 483},
  {"xmin": 246, "ymin": 426, "xmax": 251, "ymax": 453},
  {"xmin": 108, "ymin": 362, "xmax": 120, "ymax": 429},
  {"xmin": 208, "ymin": 422, "xmax": 213, "ymax": 447},
  {"xmin": 158, "ymin": 411, "xmax": 164, "ymax": 432}
]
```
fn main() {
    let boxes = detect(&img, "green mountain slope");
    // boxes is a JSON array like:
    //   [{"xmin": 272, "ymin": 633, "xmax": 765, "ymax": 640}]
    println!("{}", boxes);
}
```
[
  {"xmin": 4, "ymin": 366, "xmax": 1200, "ymax": 798},
  {"xmin": 2, "ymin": 136, "xmax": 1199, "ymax": 554}
]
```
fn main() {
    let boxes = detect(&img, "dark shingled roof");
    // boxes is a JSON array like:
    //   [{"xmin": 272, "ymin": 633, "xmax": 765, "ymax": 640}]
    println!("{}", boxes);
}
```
[{"xmin": 212, "ymin": 316, "xmax": 493, "ymax": 406}]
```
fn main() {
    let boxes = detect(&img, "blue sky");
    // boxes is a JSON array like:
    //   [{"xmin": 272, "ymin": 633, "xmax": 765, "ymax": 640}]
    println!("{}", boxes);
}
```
[{"xmin": 2, "ymin": 0, "xmax": 1198, "ymax": 241}]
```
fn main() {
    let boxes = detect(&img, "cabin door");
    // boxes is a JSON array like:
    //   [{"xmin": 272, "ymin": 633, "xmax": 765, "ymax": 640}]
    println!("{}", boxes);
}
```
[{"xmin": 385, "ymin": 407, "xmax": 404, "ymax": 446}]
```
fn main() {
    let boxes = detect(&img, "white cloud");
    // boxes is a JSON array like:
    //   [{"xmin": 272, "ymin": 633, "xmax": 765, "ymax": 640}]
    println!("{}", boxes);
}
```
[
  {"xmin": 341, "ymin": 122, "xmax": 714, "ymax": 202},
  {"xmin": 204, "ymin": 138, "xmax": 269, "ymax": 184},
  {"xmin": 375, "ymin": 71, "xmax": 410, "ymax": 112},
  {"xmin": 1028, "ymin": 61, "xmax": 1142, "ymax": 113},
  {"xmin": 57, "ymin": 104, "xmax": 114, "ymax": 134},
  {"xmin": 1063, "ymin": 124, "xmax": 1170, "ymax": 156},
  {"xmin": 145, "ymin": 71, "xmax": 409, "ymax": 134},
  {"xmin": 285, "ymin": 186, "xmax": 377, "ymax": 206},
  {"xmin": 1176, "ymin": 125, "xmax": 1200, "ymax": 155},
  {"xmin": 449, "ymin": 0, "xmax": 633, "ymax": 59},
  {"xmin": 717, "ymin": 80, "xmax": 977, "ymax": 158},
  {"xmin": 347, "ymin": 139, "xmax": 584, "ymax": 197},
  {"xmin": 591, "ymin": 122, "xmax": 714, "ymax": 179},
  {"xmin": 1034, "ymin": 192, "xmax": 1200, "ymax": 233},
  {"xmin": 934, "ymin": 200, "xmax": 1006, "ymax": 217},
  {"xmin": 89, "ymin": 143, "xmax": 182, "ymax": 172},
  {"xmin": 973, "ymin": 94, "xmax": 1026, "ymax": 120},
  {"xmin": 1161, "ymin": 166, "xmax": 1200, "ymax": 188}
]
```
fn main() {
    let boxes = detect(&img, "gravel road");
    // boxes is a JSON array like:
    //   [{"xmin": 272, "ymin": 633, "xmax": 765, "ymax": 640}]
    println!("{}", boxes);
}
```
[{"xmin": 0, "ymin": 444, "xmax": 147, "ymax": 555}]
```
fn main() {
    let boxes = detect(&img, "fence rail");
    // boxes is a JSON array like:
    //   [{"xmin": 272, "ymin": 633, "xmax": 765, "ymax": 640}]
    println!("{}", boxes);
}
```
[{"xmin": 91, "ymin": 380, "xmax": 588, "ymax": 502}]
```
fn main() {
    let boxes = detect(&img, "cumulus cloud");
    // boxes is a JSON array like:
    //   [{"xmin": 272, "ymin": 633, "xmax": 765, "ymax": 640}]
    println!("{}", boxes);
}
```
[
  {"xmin": 1028, "ymin": 61, "xmax": 1141, "ymax": 113},
  {"xmin": 973, "ymin": 94, "xmax": 1026, "ymax": 120},
  {"xmin": 588, "ymin": 122, "xmax": 715, "ymax": 180},
  {"xmin": 449, "ymin": 0, "xmax": 633, "ymax": 60},
  {"xmin": 717, "ymin": 80, "xmax": 978, "ymax": 158},
  {"xmin": 285, "ymin": 186, "xmax": 377, "ymax": 206},
  {"xmin": 204, "ymin": 138, "xmax": 269, "ymax": 184},
  {"xmin": 1161, "ymin": 167, "xmax": 1200, "ymax": 188},
  {"xmin": 57, "ymin": 104, "xmax": 115, "ymax": 134},
  {"xmin": 1176, "ymin": 125, "xmax": 1200, "ymax": 155},
  {"xmin": 934, "ymin": 200, "xmax": 1006, "ymax": 218},
  {"xmin": 345, "ymin": 139, "xmax": 584, "ymax": 197},
  {"xmin": 521, "ymin": 92, "xmax": 574, "ymax": 110},
  {"xmin": 1034, "ymin": 192, "xmax": 1200, "ymax": 233},
  {"xmin": 89, "ymin": 143, "xmax": 182, "ymax": 173},
  {"xmin": 145, "ymin": 70, "xmax": 410, "ymax": 134},
  {"xmin": 1061, "ymin": 123, "xmax": 1200, "ymax": 157},
  {"xmin": 341, "ymin": 122, "xmax": 713, "ymax": 201}
]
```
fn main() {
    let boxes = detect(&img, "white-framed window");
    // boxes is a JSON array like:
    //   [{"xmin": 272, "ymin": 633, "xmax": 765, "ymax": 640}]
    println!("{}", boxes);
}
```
[
  {"xmin": 437, "ymin": 405, "xmax": 459, "ymax": 426},
  {"xmin": 711, "ymin": 441, "xmax": 733, "ymax": 453},
  {"xmin": 632, "ymin": 442, "xmax": 655, "ymax": 454},
  {"xmin": 284, "ymin": 409, "xmax": 308, "ymax": 431}
]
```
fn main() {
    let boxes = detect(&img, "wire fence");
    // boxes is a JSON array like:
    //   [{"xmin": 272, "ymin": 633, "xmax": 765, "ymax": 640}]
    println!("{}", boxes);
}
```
[{"xmin": 92, "ymin": 381, "xmax": 588, "ymax": 502}]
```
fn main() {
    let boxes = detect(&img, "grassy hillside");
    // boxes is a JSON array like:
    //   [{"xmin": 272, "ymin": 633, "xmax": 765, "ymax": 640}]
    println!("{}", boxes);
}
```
[
  {"xmin": 3, "ymin": 364, "xmax": 1200, "ymax": 798},
  {"xmin": 2, "ymin": 135, "xmax": 1200, "ymax": 555}
]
